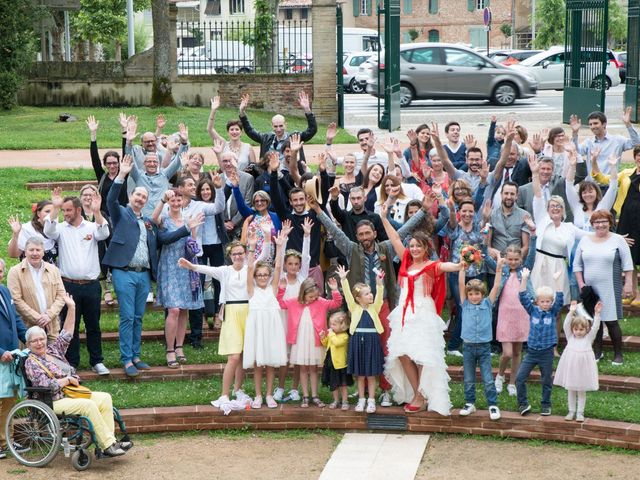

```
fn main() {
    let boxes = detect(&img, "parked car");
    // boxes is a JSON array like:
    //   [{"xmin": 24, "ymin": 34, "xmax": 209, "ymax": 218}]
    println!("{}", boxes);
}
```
[
  {"xmin": 616, "ymin": 51, "xmax": 626, "ymax": 83},
  {"xmin": 487, "ymin": 49, "xmax": 542, "ymax": 66},
  {"xmin": 509, "ymin": 46, "xmax": 621, "ymax": 90},
  {"xmin": 343, "ymin": 51, "xmax": 376, "ymax": 93},
  {"xmin": 177, "ymin": 44, "xmax": 254, "ymax": 75},
  {"xmin": 366, "ymin": 42, "xmax": 538, "ymax": 107},
  {"xmin": 354, "ymin": 59, "xmax": 376, "ymax": 91}
]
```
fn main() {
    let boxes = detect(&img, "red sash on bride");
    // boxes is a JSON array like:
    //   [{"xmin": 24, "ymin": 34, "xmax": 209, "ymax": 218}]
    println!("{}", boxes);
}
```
[{"xmin": 397, "ymin": 250, "xmax": 445, "ymax": 327}]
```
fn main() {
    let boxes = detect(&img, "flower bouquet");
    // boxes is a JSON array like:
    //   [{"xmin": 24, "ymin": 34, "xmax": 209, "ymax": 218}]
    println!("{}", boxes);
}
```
[{"xmin": 460, "ymin": 244, "xmax": 482, "ymax": 266}]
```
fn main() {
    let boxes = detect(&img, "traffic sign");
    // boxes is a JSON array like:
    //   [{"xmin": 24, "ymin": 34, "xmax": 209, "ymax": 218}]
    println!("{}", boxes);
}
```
[{"xmin": 483, "ymin": 7, "xmax": 492, "ymax": 27}]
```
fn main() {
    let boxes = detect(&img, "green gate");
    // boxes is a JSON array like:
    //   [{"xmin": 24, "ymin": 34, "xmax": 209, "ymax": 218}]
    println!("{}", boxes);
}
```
[
  {"xmin": 377, "ymin": 0, "xmax": 400, "ymax": 131},
  {"xmin": 562, "ymin": 0, "xmax": 609, "ymax": 124},
  {"xmin": 625, "ymin": 0, "xmax": 639, "ymax": 122}
]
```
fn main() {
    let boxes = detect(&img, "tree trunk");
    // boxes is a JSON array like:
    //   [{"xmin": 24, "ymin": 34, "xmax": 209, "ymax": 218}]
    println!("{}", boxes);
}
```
[
  {"xmin": 115, "ymin": 40, "xmax": 122, "ymax": 62},
  {"xmin": 151, "ymin": 0, "xmax": 175, "ymax": 106},
  {"xmin": 50, "ymin": 11, "xmax": 65, "ymax": 61}
]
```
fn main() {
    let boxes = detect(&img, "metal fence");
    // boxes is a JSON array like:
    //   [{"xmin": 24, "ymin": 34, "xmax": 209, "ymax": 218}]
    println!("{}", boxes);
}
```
[{"xmin": 176, "ymin": 20, "xmax": 311, "ymax": 75}]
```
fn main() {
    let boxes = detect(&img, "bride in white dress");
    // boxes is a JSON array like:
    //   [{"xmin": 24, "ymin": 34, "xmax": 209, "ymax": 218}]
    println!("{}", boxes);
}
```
[{"xmin": 381, "ymin": 205, "xmax": 463, "ymax": 415}]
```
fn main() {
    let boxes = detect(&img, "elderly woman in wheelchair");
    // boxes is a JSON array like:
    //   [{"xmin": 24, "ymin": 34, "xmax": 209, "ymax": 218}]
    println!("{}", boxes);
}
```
[{"xmin": 12, "ymin": 292, "xmax": 131, "ymax": 467}]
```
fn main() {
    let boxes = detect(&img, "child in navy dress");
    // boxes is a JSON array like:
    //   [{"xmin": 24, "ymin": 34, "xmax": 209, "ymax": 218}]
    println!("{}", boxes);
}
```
[
  {"xmin": 320, "ymin": 311, "xmax": 354, "ymax": 410},
  {"xmin": 337, "ymin": 265, "xmax": 385, "ymax": 414}
]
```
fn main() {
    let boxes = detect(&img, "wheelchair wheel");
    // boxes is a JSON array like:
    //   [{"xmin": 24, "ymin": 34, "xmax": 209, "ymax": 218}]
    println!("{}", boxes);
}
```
[
  {"xmin": 61, "ymin": 416, "xmax": 93, "ymax": 449},
  {"xmin": 5, "ymin": 399, "xmax": 61, "ymax": 468},
  {"xmin": 71, "ymin": 448, "xmax": 92, "ymax": 471}
]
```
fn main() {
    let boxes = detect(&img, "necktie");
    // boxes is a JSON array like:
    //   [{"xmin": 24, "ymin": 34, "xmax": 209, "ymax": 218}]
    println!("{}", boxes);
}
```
[
  {"xmin": 504, "ymin": 167, "xmax": 510, "ymax": 182},
  {"xmin": 0, "ymin": 292, "xmax": 9, "ymax": 317}
]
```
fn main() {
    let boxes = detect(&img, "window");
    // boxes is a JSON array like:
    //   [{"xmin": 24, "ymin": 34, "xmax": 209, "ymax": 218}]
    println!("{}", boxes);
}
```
[
  {"xmin": 444, "ymin": 48, "xmax": 485, "ymax": 67},
  {"xmin": 349, "ymin": 55, "xmax": 370, "ymax": 67},
  {"xmin": 285, "ymin": 9, "xmax": 293, "ymax": 20},
  {"xmin": 428, "ymin": 0, "xmax": 438, "ymax": 14},
  {"xmin": 428, "ymin": 29, "xmax": 439, "ymax": 42},
  {"xmin": 229, "ymin": 0, "xmax": 244, "ymax": 15},
  {"xmin": 407, "ymin": 47, "xmax": 440, "ymax": 65},
  {"xmin": 204, "ymin": 0, "xmax": 221, "ymax": 16},
  {"xmin": 300, "ymin": 7, "xmax": 308, "ymax": 19},
  {"xmin": 360, "ymin": 0, "xmax": 369, "ymax": 15},
  {"xmin": 476, "ymin": 0, "xmax": 487, "ymax": 9},
  {"xmin": 403, "ymin": 0, "xmax": 412, "ymax": 14}
]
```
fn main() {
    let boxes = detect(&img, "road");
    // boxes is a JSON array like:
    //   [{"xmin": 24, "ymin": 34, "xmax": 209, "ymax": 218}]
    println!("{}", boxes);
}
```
[{"xmin": 344, "ymin": 85, "xmax": 627, "ymax": 133}]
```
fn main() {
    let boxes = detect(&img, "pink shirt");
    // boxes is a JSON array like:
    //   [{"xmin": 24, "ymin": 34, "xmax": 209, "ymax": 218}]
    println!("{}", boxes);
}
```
[{"xmin": 277, "ymin": 289, "xmax": 343, "ymax": 346}]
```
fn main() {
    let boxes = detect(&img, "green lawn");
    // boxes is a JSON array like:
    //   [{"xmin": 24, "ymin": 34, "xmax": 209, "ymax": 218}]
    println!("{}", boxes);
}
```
[
  {"xmin": 83, "ymin": 377, "xmax": 640, "ymax": 424},
  {"xmin": 0, "ymin": 106, "xmax": 355, "ymax": 150}
]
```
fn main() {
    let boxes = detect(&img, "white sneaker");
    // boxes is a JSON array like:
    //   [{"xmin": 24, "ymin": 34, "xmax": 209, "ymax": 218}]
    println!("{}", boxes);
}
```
[
  {"xmin": 251, "ymin": 396, "xmax": 263, "ymax": 409},
  {"xmin": 366, "ymin": 398, "xmax": 376, "ymax": 414},
  {"xmin": 288, "ymin": 389, "xmax": 301, "ymax": 402},
  {"xmin": 234, "ymin": 389, "xmax": 250, "ymax": 402},
  {"xmin": 459, "ymin": 403, "xmax": 476, "ymax": 416},
  {"xmin": 379, "ymin": 391, "xmax": 392, "ymax": 407},
  {"xmin": 273, "ymin": 387, "xmax": 285, "ymax": 402},
  {"xmin": 355, "ymin": 398, "xmax": 366, "ymax": 412},
  {"xmin": 489, "ymin": 405, "xmax": 501, "ymax": 421},
  {"xmin": 91, "ymin": 363, "xmax": 110, "ymax": 375},
  {"xmin": 565, "ymin": 411, "xmax": 575, "ymax": 421},
  {"xmin": 494, "ymin": 374, "xmax": 505, "ymax": 394},
  {"xmin": 576, "ymin": 413, "xmax": 585, "ymax": 422},
  {"xmin": 211, "ymin": 395, "xmax": 230, "ymax": 408},
  {"xmin": 507, "ymin": 384, "xmax": 517, "ymax": 396},
  {"xmin": 146, "ymin": 292, "xmax": 154, "ymax": 303},
  {"xmin": 447, "ymin": 350, "xmax": 463, "ymax": 358}
]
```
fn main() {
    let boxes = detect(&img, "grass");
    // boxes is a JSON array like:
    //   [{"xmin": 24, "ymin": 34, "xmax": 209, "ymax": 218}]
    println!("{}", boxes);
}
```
[
  {"xmin": 445, "ymin": 347, "xmax": 640, "ymax": 377},
  {"xmin": 83, "ymin": 377, "xmax": 640, "ymax": 424},
  {"xmin": 0, "ymin": 106, "xmax": 356, "ymax": 150},
  {"xmin": 77, "ymin": 339, "xmax": 226, "ymax": 371},
  {"xmin": 80, "ymin": 311, "xmax": 167, "ymax": 333}
]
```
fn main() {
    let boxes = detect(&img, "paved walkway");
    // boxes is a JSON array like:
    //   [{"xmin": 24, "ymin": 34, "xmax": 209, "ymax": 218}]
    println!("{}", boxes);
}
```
[{"xmin": 319, "ymin": 433, "xmax": 430, "ymax": 480}]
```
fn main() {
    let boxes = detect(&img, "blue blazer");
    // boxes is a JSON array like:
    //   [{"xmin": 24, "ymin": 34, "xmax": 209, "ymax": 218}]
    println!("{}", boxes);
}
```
[
  {"xmin": 0, "ymin": 285, "xmax": 27, "ymax": 356},
  {"xmin": 102, "ymin": 180, "xmax": 189, "ymax": 281}
]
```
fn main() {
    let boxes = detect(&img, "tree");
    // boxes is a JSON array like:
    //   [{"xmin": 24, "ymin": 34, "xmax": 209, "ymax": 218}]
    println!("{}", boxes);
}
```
[
  {"xmin": 151, "ymin": 0, "xmax": 175, "ymax": 106},
  {"xmin": 407, "ymin": 28, "xmax": 420, "ymax": 42},
  {"xmin": 0, "ymin": 0, "xmax": 37, "ymax": 109},
  {"xmin": 608, "ymin": 0, "xmax": 627, "ymax": 48},
  {"xmin": 533, "ymin": 0, "xmax": 565, "ymax": 49},
  {"xmin": 500, "ymin": 23, "xmax": 512, "ymax": 39}
]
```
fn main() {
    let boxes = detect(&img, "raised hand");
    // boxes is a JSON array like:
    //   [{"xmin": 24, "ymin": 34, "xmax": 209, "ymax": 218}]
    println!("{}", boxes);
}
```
[
  {"xmin": 326, "ymin": 122, "xmax": 337, "ymax": 143},
  {"xmin": 8, "ymin": 215, "xmax": 21, "ymax": 235},
  {"xmin": 380, "ymin": 137, "xmax": 395, "ymax": 154},
  {"xmin": 481, "ymin": 199, "xmax": 492, "ymax": 221},
  {"xmin": 227, "ymin": 169, "xmax": 239, "ymax": 187},
  {"xmin": 298, "ymin": 90, "xmax": 311, "ymax": 112},
  {"xmin": 119, "ymin": 112, "xmax": 129, "ymax": 130},
  {"xmin": 569, "ymin": 300, "xmax": 578, "ymax": 313},
  {"xmin": 125, "ymin": 119, "xmax": 138, "ymax": 143},
  {"xmin": 365, "ymin": 133, "xmax": 375, "ymax": 152},
  {"xmin": 527, "ymin": 152, "xmax": 539, "ymax": 174},
  {"xmin": 623, "ymin": 106, "xmax": 633, "ymax": 126},
  {"xmin": 188, "ymin": 212, "xmax": 206, "ymax": 230},
  {"xmin": 336, "ymin": 264, "xmax": 350, "ymax": 281},
  {"xmin": 86, "ymin": 115, "xmax": 99, "ymax": 135},
  {"xmin": 180, "ymin": 152, "xmax": 189, "ymax": 167},
  {"xmin": 156, "ymin": 114, "xmax": 166, "ymax": 131},
  {"xmin": 51, "ymin": 187, "xmax": 64, "ymax": 209},
  {"xmin": 569, "ymin": 114, "xmax": 581, "ymax": 135},
  {"xmin": 239, "ymin": 93, "xmax": 250, "ymax": 114},
  {"xmin": 430, "ymin": 122, "xmax": 440, "ymax": 143},
  {"xmin": 302, "ymin": 216, "xmax": 314, "ymax": 236},
  {"xmin": 530, "ymin": 132, "xmax": 543, "ymax": 153},
  {"xmin": 212, "ymin": 137, "xmax": 225, "ymax": 155},
  {"xmin": 289, "ymin": 133, "xmax": 302, "ymax": 153},
  {"xmin": 376, "ymin": 269, "xmax": 385, "ymax": 282},
  {"xmin": 490, "ymin": 115, "xmax": 497, "ymax": 123},
  {"xmin": 268, "ymin": 151, "xmax": 280, "ymax": 172},
  {"xmin": 328, "ymin": 184, "xmax": 340, "ymax": 201},
  {"xmin": 178, "ymin": 123, "xmax": 189, "ymax": 144},
  {"xmin": 163, "ymin": 189, "xmax": 176, "ymax": 203},
  {"xmin": 594, "ymin": 301, "xmax": 603, "ymax": 315},
  {"xmin": 90, "ymin": 192, "xmax": 102, "ymax": 214},
  {"xmin": 210, "ymin": 96, "xmax": 220, "ymax": 112},
  {"xmin": 464, "ymin": 134, "xmax": 477, "ymax": 149},
  {"xmin": 407, "ymin": 129, "xmax": 417, "ymax": 145},
  {"xmin": 496, "ymin": 255, "xmax": 506, "ymax": 270},
  {"xmin": 119, "ymin": 154, "xmax": 134, "ymax": 176},
  {"xmin": 521, "ymin": 267, "xmax": 531, "ymax": 278},
  {"xmin": 210, "ymin": 170, "xmax": 223, "ymax": 189},
  {"xmin": 479, "ymin": 159, "xmax": 489, "ymax": 181}
]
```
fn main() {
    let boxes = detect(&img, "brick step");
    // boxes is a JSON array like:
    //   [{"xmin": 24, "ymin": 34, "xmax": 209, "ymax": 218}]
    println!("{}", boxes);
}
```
[
  {"xmin": 79, "ymin": 329, "xmax": 220, "ymax": 343},
  {"xmin": 79, "ymin": 363, "xmax": 640, "ymax": 393},
  {"xmin": 26, "ymin": 180, "xmax": 97, "ymax": 191},
  {"xmin": 100, "ymin": 301, "xmax": 164, "ymax": 313},
  {"xmin": 118, "ymin": 404, "xmax": 640, "ymax": 450}
]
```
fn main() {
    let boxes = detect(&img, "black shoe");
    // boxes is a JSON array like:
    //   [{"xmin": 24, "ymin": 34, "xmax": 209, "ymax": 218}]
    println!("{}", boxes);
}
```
[
  {"xmin": 12, "ymin": 441, "xmax": 29, "ymax": 454},
  {"xmin": 540, "ymin": 406, "xmax": 551, "ymax": 416},
  {"xmin": 519, "ymin": 404, "xmax": 531, "ymax": 416},
  {"xmin": 103, "ymin": 443, "xmax": 126, "ymax": 457},
  {"xmin": 191, "ymin": 341, "xmax": 204, "ymax": 349},
  {"xmin": 0, "ymin": 450, "xmax": 6, "ymax": 460},
  {"xmin": 118, "ymin": 441, "xmax": 133, "ymax": 451}
]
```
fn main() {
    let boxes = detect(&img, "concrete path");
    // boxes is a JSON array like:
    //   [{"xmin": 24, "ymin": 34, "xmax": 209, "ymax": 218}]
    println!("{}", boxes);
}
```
[{"xmin": 319, "ymin": 433, "xmax": 430, "ymax": 480}]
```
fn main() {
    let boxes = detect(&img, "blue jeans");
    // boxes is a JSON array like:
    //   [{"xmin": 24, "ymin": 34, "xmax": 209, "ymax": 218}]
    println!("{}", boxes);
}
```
[
  {"xmin": 516, "ymin": 346, "xmax": 554, "ymax": 408},
  {"xmin": 447, "ymin": 273, "xmax": 482, "ymax": 351},
  {"xmin": 112, "ymin": 268, "xmax": 151, "ymax": 365},
  {"xmin": 462, "ymin": 342, "xmax": 497, "ymax": 406}
]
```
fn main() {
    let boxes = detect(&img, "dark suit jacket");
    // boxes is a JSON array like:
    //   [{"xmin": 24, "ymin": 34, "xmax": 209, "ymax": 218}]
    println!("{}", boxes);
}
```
[
  {"xmin": 0, "ymin": 285, "xmax": 27, "ymax": 355},
  {"xmin": 517, "ymin": 174, "xmax": 575, "ymax": 224},
  {"xmin": 102, "ymin": 180, "xmax": 189, "ymax": 281}
]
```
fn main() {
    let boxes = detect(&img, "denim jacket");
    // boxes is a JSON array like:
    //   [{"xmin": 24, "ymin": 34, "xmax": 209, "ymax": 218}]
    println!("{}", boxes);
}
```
[{"xmin": 461, "ymin": 298, "xmax": 493, "ymax": 343}]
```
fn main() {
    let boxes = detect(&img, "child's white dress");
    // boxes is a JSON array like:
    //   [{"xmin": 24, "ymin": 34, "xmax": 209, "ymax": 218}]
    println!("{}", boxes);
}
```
[
  {"xmin": 243, "ymin": 286, "xmax": 288, "ymax": 368},
  {"xmin": 553, "ymin": 306, "xmax": 600, "ymax": 391}
]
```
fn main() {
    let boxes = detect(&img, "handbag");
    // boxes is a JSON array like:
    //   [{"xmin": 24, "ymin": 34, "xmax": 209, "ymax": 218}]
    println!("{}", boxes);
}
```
[
  {"xmin": 203, "ymin": 281, "xmax": 217, "ymax": 317},
  {"xmin": 29, "ymin": 354, "xmax": 92, "ymax": 399}
]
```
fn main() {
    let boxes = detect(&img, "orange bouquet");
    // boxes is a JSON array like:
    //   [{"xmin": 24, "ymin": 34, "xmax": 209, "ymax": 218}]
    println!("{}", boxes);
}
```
[{"xmin": 460, "ymin": 244, "xmax": 482, "ymax": 266}]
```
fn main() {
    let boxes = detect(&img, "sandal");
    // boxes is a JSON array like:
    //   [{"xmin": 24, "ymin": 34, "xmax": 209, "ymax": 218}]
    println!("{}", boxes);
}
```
[
  {"xmin": 300, "ymin": 396, "xmax": 309, "ymax": 408},
  {"xmin": 328, "ymin": 401, "xmax": 339, "ymax": 409},
  {"xmin": 175, "ymin": 346, "xmax": 187, "ymax": 364},
  {"xmin": 166, "ymin": 350, "xmax": 179, "ymax": 369},
  {"xmin": 251, "ymin": 396, "xmax": 263, "ymax": 409},
  {"xmin": 311, "ymin": 397, "xmax": 325, "ymax": 408},
  {"xmin": 104, "ymin": 291, "xmax": 116, "ymax": 306},
  {"xmin": 266, "ymin": 395, "xmax": 278, "ymax": 408},
  {"xmin": 341, "ymin": 402, "xmax": 349, "ymax": 411}
]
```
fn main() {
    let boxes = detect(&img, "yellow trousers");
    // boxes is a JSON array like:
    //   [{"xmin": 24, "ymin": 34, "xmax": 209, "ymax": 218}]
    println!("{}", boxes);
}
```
[
  {"xmin": 53, "ymin": 391, "xmax": 116, "ymax": 450},
  {"xmin": 0, "ymin": 395, "xmax": 17, "ymax": 449}
]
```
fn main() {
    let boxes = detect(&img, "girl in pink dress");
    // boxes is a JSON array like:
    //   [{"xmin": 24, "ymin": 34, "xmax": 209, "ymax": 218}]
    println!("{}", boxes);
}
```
[
  {"xmin": 490, "ymin": 245, "xmax": 533, "ymax": 397},
  {"xmin": 554, "ymin": 300, "xmax": 602, "ymax": 422}
]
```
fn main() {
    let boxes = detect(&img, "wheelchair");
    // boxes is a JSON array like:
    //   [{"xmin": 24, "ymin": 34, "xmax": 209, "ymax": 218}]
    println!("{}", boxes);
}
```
[{"xmin": 4, "ymin": 354, "xmax": 132, "ymax": 471}]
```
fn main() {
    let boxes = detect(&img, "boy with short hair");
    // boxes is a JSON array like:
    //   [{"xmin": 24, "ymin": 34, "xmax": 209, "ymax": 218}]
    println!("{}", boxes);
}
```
[{"xmin": 516, "ymin": 269, "xmax": 564, "ymax": 416}]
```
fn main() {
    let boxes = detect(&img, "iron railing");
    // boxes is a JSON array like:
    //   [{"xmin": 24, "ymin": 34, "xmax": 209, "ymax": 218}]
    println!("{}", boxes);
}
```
[{"xmin": 176, "ymin": 20, "xmax": 311, "ymax": 75}]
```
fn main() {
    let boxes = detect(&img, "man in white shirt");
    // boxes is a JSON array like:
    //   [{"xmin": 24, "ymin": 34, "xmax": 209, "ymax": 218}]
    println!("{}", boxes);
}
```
[{"xmin": 44, "ymin": 193, "xmax": 110, "ymax": 374}]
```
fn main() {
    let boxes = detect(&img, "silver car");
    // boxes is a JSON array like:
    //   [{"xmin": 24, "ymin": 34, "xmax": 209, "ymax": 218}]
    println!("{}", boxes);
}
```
[
  {"xmin": 366, "ymin": 42, "xmax": 538, "ymax": 107},
  {"xmin": 343, "ymin": 51, "xmax": 376, "ymax": 93}
]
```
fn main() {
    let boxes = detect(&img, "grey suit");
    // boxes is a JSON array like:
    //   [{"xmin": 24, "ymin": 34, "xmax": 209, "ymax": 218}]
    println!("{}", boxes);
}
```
[
  {"xmin": 517, "ymin": 174, "xmax": 574, "ymax": 224},
  {"xmin": 221, "ymin": 170, "xmax": 254, "ymax": 239}
]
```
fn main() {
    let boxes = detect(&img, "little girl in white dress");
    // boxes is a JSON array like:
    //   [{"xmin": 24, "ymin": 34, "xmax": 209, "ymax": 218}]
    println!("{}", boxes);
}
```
[{"xmin": 553, "ymin": 300, "xmax": 602, "ymax": 422}]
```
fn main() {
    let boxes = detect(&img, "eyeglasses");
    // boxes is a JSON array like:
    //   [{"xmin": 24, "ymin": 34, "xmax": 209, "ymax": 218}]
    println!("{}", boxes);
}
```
[
  {"xmin": 105, "ymin": 161, "xmax": 119, "ymax": 166},
  {"xmin": 592, "ymin": 220, "xmax": 609, "ymax": 225},
  {"xmin": 255, "ymin": 273, "xmax": 270, "ymax": 278},
  {"xmin": 548, "ymin": 204, "xmax": 563, "ymax": 210}
]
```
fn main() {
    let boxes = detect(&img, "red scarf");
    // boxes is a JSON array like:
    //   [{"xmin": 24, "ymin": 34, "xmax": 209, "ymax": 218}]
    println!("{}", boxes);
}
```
[{"xmin": 397, "ymin": 250, "xmax": 445, "ymax": 327}]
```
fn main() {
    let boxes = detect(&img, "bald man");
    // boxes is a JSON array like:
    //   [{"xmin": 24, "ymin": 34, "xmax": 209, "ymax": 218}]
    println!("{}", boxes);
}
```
[{"xmin": 238, "ymin": 91, "xmax": 317, "ymax": 173}]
